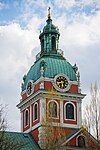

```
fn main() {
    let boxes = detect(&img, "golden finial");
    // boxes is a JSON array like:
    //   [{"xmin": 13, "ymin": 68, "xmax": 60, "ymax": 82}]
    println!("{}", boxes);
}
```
[
  {"xmin": 48, "ymin": 7, "xmax": 51, "ymax": 19},
  {"xmin": 77, "ymin": 71, "xmax": 80, "ymax": 77}
]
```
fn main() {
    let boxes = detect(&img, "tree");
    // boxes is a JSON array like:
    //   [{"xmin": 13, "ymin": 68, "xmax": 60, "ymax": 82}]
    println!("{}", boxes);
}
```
[
  {"xmin": 0, "ymin": 103, "xmax": 26, "ymax": 150},
  {"xmin": 40, "ymin": 89, "xmax": 67, "ymax": 150},
  {"xmin": 83, "ymin": 83, "xmax": 100, "ymax": 141},
  {"xmin": 41, "ymin": 116, "xmax": 66, "ymax": 150},
  {"xmin": 0, "ymin": 104, "xmax": 7, "ymax": 132}
]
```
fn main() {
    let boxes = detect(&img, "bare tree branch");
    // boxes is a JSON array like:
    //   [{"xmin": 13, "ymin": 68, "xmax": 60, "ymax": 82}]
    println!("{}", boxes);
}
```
[
  {"xmin": 0, "ymin": 103, "xmax": 27, "ymax": 150},
  {"xmin": 83, "ymin": 83, "xmax": 100, "ymax": 141}
]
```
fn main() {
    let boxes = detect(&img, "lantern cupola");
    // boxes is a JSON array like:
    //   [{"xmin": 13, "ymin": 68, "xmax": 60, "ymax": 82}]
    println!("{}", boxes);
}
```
[{"xmin": 39, "ymin": 7, "xmax": 60, "ymax": 57}]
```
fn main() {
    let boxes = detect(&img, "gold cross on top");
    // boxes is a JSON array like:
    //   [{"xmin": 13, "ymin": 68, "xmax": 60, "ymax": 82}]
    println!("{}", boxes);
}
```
[{"xmin": 48, "ymin": 7, "xmax": 51, "ymax": 19}]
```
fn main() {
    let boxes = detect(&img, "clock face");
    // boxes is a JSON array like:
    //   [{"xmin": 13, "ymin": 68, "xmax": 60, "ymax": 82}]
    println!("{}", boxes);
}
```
[
  {"xmin": 56, "ymin": 76, "xmax": 68, "ymax": 89},
  {"xmin": 53, "ymin": 74, "xmax": 70, "ymax": 92},
  {"xmin": 26, "ymin": 81, "xmax": 33, "ymax": 96}
]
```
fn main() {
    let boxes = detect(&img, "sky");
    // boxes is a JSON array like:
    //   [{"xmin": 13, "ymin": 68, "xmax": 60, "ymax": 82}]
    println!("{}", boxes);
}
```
[{"xmin": 0, "ymin": 0, "xmax": 100, "ymax": 132}]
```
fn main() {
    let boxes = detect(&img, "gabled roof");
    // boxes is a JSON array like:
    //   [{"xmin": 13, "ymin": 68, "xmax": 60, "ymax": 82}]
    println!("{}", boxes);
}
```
[
  {"xmin": 63, "ymin": 127, "xmax": 99, "ymax": 148},
  {"xmin": 0, "ymin": 131, "xmax": 40, "ymax": 150}
]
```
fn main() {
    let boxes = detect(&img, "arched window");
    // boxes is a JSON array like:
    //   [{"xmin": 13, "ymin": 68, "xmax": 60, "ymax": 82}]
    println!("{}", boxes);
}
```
[
  {"xmin": 52, "ymin": 36, "xmax": 56, "ymax": 50},
  {"xmin": 41, "ymin": 39, "xmax": 44, "ymax": 52},
  {"xmin": 48, "ymin": 101, "xmax": 58, "ymax": 118},
  {"xmin": 65, "ymin": 103, "xmax": 75, "ymax": 120},
  {"xmin": 34, "ymin": 103, "xmax": 38, "ymax": 121},
  {"xmin": 77, "ymin": 136, "xmax": 86, "ymax": 147},
  {"xmin": 24, "ymin": 109, "xmax": 29, "ymax": 127}
]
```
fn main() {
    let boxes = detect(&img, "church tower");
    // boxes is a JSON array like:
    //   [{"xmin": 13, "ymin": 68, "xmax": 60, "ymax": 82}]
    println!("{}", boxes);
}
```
[{"xmin": 17, "ymin": 8, "xmax": 86, "ymax": 148}]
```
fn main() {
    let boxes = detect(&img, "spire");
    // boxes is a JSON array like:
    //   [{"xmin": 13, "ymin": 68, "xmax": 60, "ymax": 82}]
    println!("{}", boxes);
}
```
[
  {"xmin": 38, "ymin": 7, "xmax": 61, "ymax": 59},
  {"xmin": 48, "ymin": 7, "xmax": 51, "ymax": 19}
]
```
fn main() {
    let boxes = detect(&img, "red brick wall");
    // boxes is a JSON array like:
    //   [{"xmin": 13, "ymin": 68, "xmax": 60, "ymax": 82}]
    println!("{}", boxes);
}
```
[
  {"xmin": 22, "ymin": 92, "xmax": 27, "ymax": 101},
  {"xmin": 34, "ymin": 83, "xmax": 40, "ymax": 92},
  {"xmin": 30, "ymin": 128, "xmax": 39, "ymax": 143},
  {"xmin": 44, "ymin": 81, "xmax": 52, "ymax": 90},
  {"xmin": 69, "ymin": 84, "xmax": 78, "ymax": 93}
]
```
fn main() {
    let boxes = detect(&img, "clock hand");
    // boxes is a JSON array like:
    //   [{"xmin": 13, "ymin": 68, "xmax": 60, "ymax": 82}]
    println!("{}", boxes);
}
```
[{"xmin": 57, "ymin": 81, "xmax": 64, "ymax": 87}]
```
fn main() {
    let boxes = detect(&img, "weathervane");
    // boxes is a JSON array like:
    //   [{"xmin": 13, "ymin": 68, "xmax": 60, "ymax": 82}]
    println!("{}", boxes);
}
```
[{"xmin": 48, "ymin": 7, "xmax": 51, "ymax": 19}]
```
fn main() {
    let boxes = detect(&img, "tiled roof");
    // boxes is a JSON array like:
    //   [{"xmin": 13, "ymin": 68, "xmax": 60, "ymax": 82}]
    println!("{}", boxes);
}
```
[{"xmin": 0, "ymin": 131, "xmax": 40, "ymax": 150}]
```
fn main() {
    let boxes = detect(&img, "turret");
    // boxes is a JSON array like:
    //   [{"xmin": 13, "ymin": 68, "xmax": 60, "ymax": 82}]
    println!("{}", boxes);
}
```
[{"xmin": 39, "ymin": 7, "xmax": 60, "ymax": 57}]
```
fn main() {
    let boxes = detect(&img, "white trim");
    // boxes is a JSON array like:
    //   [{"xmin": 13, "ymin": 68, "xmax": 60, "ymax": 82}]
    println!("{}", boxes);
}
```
[
  {"xmin": 33, "ymin": 102, "xmax": 38, "ymax": 122},
  {"xmin": 23, "ymin": 122, "xmax": 42, "ymax": 133},
  {"xmin": 47, "ymin": 100, "xmax": 59, "ymax": 119},
  {"xmin": 24, "ymin": 109, "xmax": 29, "ymax": 127},
  {"xmin": 40, "ymin": 97, "xmax": 45, "ymax": 122},
  {"xmin": 53, "ymin": 74, "xmax": 71, "ymax": 92},
  {"xmin": 21, "ymin": 76, "xmax": 78, "ymax": 96},
  {"xmin": 62, "ymin": 130, "xmax": 81, "ymax": 146},
  {"xmin": 64, "ymin": 102, "xmax": 76, "ymax": 121},
  {"xmin": 21, "ymin": 77, "xmax": 46, "ymax": 95},
  {"xmin": 39, "ymin": 76, "xmax": 44, "ymax": 89},
  {"xmin": 26, "ymin": 80, "xmax": 34, "ymax": 97},
  {"xmin": 17, "ymin": 89, "xmax": 86, "ymax": 109},
  {"xmin": 31, "ymin": 122, "xmax": 41, "ymax": 131},
  {"xmin": 60, "ymin": 100, "xmax": 63, "ymax": 124},
  {"xmin": 21, "ymin": 112, "xmax": 23, "ymax": 132},
  {"xmin": 30, "ymin": 104, "xmax": 32, "ymax": 130},
  {"xmin": 77, "ymin": 100, "xmax": 82, "ymax": 128},
  {"xmin": 23, "ymin": 128, "xmax": 31, "ymax": 133},
  {"xmin": 59, "ymin": 123, "xmax": 78, "ymax": 128}
]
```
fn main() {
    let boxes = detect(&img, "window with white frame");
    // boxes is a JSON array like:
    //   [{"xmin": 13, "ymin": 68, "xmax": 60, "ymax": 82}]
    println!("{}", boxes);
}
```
[
  {"xmin": 48, "ymin": 100, "xmax": 58, "ymax": 118},
  {"xmin": 65, "ymin": 102, "xmax": 75, "ymax": 120},
  {"xmin": 34, "ymin": 103, "xmax": 38, "ymax": 121},
  {"xmin": 77, "ymin": 135, "xmax": 86, "ymax": 147},
  {"xmin": 24, "ymin": 109, "xmax": 29, "ymax": 127}
]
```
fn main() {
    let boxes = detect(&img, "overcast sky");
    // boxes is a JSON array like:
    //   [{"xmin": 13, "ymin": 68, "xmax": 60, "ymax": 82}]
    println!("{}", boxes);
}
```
[{"xmin": 0, "ymin": 0, "xmax": 100, "ymax": 132}]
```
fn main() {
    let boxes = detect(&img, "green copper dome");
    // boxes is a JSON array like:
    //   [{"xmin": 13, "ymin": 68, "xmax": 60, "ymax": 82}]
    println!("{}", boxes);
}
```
[
  {"xmin": 22, "ymin": 8, "xmax": 77, "ymax": 91},
  {"xmin": 22, "ymin": 56, "xmax": 77, "ymax": 91},
  {"xmin": 39, "ymin": 18, "xmax": 60, "ymax": 38}
]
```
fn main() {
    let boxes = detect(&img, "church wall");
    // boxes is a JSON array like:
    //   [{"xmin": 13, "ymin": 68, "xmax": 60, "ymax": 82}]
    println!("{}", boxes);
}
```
[
  {"xmin": 67, "ymin": 137, "xmax": 76, "ymax": 146},
  {"xmin": 21, "ymin": 80, "xmax": 79, "ymax": 102},
  {"xmin": 65, "ymin": 132, "xmax": 99, "ymax": 148},
  {"xmin": 30, "ymin": 128, "xmax": 39, "ymax": 143},
  {"xmin": 69, "ymin": 84, "xmax": 78, "ymax": 93},
  {"xmin": 16, "ymin": 9, "xmax": 99, "ymax": 149},
  {"xmin": 22, "ymin": 92, "xmax": 27, "ymax": 101},
  {"xmin": 34, "ymin": 82, "xmax": 40, "ymax": 92},
  {"xmin": 44, "ymin": 81, "xmax": 52, "ymax": 90}
]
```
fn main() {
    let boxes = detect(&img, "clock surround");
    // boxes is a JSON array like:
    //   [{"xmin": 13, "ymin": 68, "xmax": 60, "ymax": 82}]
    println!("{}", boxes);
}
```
[
  {"xmin": 26, "ymin": 80, "xmax": 34, "ymax": 96},
  {"xmin": 53, "ymin": 74, "xmax": 70, "ymax": 92}
]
